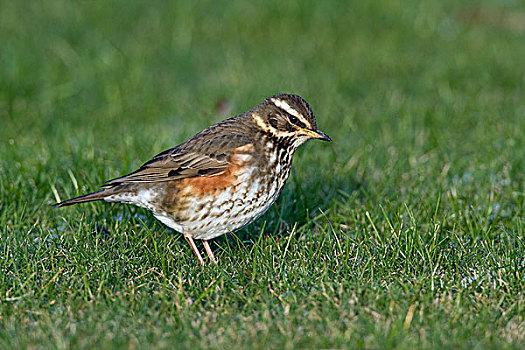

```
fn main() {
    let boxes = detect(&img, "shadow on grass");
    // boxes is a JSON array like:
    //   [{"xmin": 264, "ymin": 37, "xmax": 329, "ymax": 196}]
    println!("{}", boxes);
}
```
[{"xmin": 216, "ymin": 170, "xmax": 367, "ymax": 247}]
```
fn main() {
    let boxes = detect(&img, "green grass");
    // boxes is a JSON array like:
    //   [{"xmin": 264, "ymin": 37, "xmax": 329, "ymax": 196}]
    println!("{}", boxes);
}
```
[{"xmin": 1, "ymin": 0, "xmax": 524, "ymax": 348}]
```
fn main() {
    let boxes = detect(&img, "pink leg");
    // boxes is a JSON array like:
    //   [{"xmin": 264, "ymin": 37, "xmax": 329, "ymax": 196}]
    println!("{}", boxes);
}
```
[
  {"xmin": 184, "ymin": 236, "xmax": 204, "ymax": 266},
  {"xmin": 202, "ymin": 240, "xmax": 217, "ymax": 264}
]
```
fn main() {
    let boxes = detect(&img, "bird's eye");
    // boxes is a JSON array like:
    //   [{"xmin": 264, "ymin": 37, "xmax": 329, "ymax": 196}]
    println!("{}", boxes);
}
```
[{"xmin": 288, "ymin": 115, "xmax": 306, "ymax": 128}]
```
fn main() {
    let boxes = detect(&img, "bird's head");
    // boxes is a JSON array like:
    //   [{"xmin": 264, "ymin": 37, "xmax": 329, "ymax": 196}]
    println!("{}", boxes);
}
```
[{"xmin": 251, "ymin": 94, "xmax": 331, "ymax": 146}]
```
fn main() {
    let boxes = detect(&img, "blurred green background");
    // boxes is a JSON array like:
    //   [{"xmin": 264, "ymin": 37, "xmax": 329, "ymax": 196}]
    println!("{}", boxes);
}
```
[{"xmin": 1, "ymin": 0, "xmax": 524, "ymax": 348}]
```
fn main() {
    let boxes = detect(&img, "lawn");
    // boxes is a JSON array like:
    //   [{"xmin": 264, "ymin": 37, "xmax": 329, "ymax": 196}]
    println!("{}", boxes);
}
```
[{"xmin": 1, "ymin": 0, "xmax": 524, "ymax": 348}]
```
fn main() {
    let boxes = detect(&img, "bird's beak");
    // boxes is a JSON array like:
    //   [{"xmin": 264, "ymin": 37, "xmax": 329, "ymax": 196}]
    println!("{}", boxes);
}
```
[{"xmin": 304, "ymin": 129, "xmax": 332, "ymax": 142}]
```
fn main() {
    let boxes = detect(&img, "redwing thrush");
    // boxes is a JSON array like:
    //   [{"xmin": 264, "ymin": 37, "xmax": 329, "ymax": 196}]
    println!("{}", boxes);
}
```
[{"xmin": 56, "ymin": 94, "xmax": 331, "ymax": 265}]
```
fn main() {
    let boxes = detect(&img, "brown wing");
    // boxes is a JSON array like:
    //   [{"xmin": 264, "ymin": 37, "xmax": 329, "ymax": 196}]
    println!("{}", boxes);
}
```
[{"xmin": 103, "ymin": 122, "xmax": 253, "ymax": 187}]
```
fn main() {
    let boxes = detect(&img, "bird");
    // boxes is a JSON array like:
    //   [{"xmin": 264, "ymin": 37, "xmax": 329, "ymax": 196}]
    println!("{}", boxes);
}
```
[{"xmin": 55, "ymin": 94, "xmax": 331, "ymax": 266}]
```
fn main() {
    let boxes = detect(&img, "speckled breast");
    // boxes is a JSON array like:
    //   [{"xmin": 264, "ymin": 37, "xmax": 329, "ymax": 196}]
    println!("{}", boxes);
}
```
[
  {"xmin": 153, "ymin": 142, "xmax": 293, "ymax": 240},
  {"xmin": 175, "ymin": 169, "xmax": 281, "ymax": 239}
]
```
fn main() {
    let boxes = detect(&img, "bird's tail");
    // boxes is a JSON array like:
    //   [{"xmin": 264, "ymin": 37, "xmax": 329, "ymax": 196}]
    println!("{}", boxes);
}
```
[{"xmin": 54, "ymin": 189, "xmax": 112, "ymax": 207}]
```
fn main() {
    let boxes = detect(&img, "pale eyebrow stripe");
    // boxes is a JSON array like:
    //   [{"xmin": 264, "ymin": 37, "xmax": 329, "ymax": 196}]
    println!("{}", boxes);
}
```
[
  {"xmin": 270, "ymin": 98, "xmax": 311, "ymax": 128},
  {"xmin": 270, "ymin": 98, "xmax": 300, "ymax": 117}
]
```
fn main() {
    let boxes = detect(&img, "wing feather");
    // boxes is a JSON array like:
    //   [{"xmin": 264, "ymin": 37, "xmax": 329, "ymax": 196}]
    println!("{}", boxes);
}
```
[
  {"xmin": 103, "ymin": 151, "xmax": 229, "ymax": 186},
  {"xmin": 102, "ymin": 124, "xmax": 252, "ymax": 187}
]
